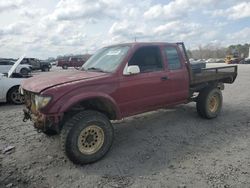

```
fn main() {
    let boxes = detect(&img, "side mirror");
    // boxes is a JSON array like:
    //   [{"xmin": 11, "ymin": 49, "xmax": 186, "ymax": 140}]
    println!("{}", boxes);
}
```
[{"xmin": 123, "ymin": 65, "xmax": 140, "ymax": 75}]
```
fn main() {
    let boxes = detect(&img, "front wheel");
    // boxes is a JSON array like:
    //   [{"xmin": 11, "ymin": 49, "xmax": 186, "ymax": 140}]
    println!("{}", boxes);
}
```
[
  {"xmin": 61, "ymin": 110, "xmax": 114, "ymax": 164},
  {"xmin": 196, "ymin": 87, "xmax": 223, "ymax": 119},
  {"xmin": 62, "ymin": 64, "xmax": 68, "ymax": 69},
  {"xmin": 7, "ymin": 86, "xmax": 24, "ymax": 105},
  {"xmin": 20, "ymin": 68, "xmax": 29, "ymax": 75}
]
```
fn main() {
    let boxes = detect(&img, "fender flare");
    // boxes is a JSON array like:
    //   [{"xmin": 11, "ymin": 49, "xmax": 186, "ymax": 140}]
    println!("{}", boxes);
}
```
[{"xmin": 57, "ymin": 92, "xmax": 121, "ymax": 119}]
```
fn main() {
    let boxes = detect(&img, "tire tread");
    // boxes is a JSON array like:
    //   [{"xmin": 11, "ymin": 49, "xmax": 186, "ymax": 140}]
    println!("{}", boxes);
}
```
[
  {"xmin": 196, "ymin": 87, "xmax": 222, "ymax": 119},
  {"xmin": 60, "ymin": 110, "xmax": 114, "ymax": 164}
]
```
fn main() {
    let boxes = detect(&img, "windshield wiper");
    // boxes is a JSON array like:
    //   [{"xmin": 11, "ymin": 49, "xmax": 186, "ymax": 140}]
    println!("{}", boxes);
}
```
[{"xmin": 87, "ymin": 67, "xmax": 106, "ymax": 72}]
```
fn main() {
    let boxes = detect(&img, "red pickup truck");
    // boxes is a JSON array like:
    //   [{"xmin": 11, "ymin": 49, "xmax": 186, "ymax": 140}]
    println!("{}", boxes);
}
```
[
  {"xmin": 57, "ymin": 57, "xmax": 87, "ymax": 69},
  {"xmin": 21, "ymin": 42, "xmax": 237, "ymax": 164}
]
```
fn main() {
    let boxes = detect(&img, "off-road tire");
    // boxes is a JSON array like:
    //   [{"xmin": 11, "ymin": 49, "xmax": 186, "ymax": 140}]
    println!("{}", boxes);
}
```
[
  {"xmin": 60, "ymin": 110, "xmax": 114, "ymax": 164},
  {"xmin": 196, "ymin": 87, "xmax": 222, "ymax": 119},
  {"xmin": 7, "ymin": 86, "xmax": 24, "ymax": 105},
  {"xmin": 62, "ymin": 64, "xmax": 68, "ymax": 69}
]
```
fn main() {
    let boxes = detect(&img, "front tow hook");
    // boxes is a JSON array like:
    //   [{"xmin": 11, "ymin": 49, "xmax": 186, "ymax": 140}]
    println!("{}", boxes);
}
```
[{"xmin": 23, "ymin": 109, "xmax": 31, "ymax": 122}]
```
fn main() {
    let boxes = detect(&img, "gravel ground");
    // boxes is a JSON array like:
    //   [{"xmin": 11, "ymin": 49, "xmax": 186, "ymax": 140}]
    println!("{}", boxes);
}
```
[{"xmin": 0, "ymin": 64, "xmax": 250, "ymax": 188}]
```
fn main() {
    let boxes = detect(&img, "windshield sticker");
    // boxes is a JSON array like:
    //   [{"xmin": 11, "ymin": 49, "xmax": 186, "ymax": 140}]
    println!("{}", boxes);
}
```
[{"xmin": 107, "ymin": 50, "xmax": 121, "ymax": 55}]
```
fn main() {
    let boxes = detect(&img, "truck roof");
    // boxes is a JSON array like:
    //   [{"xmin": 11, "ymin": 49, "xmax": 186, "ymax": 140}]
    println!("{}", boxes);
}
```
[{"xmin": 107, "ymin": 42, "xmax": 179, "ymax": 48}]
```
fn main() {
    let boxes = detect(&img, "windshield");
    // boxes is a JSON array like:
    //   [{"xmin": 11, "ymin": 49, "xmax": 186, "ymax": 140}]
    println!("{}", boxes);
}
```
[{"xmin": 82, "ymin": 46, "xmax": 130, "ymax": 73}]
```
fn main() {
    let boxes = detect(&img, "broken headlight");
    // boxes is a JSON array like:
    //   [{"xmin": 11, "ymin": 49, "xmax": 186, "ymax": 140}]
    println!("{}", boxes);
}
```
[
  {"xmin": 34, "ymin": 95, "xmax": 51, "ymax": 110},
  {"xmin": 19, "ymin": 87, "xmax": 24, "ymax": 95}
]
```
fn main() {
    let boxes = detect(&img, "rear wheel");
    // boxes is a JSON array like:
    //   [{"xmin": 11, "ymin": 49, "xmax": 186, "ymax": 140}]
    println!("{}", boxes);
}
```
[
  {"xmin": 7, "ymin": 86, "xmax": 24, "ymax": 105},
  {"xmin": 20, "ymin": 68, "xmax": 29, "ymax": 75},
  {"xmin": 196, "ymin": 87, "xmax": 222, "ymax": 119},
  {"xmin": 62, "ymin": 64, "xmax": 68, "ymax": 69},
  {"xmin": 61, "ymin": 110, "xmax": 114, "ymax": 164},
  {"xmin": 42, "ymin": 66, "xmax": 49, "ymax": 72}
]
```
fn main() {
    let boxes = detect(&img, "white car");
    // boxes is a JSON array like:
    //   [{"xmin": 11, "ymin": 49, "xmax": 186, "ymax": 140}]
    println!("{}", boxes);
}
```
[
  {"xmin": 0, "ymin": 59, "xmax": 32, "ymax": 75},
  {"xmin": 0, "ymin": 56, "xmax": 28, "ymax": 104}
]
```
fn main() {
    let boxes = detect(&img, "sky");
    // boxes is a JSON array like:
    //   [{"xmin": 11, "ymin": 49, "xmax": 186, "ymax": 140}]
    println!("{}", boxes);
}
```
[{"xmin": 0, "ymin": 0, "xmax": 249, "ymax": 59}]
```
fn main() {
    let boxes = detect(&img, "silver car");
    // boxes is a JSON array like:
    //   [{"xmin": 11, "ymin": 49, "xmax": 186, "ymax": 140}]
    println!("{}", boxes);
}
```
[{"xmin": 0, "ymin": 59, "xmax": 32, "ymax": 75}]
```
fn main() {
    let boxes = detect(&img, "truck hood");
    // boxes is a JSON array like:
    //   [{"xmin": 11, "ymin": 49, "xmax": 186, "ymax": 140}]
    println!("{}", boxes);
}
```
[{"xmin": 21, "ymin": 70, "xmax": 107, "ymax": 93}]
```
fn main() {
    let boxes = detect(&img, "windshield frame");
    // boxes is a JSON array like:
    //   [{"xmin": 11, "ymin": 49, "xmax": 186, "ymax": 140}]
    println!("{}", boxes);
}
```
[{"xmin": 81, "ymin": 45, "xmax": 131, "ymax": 73}]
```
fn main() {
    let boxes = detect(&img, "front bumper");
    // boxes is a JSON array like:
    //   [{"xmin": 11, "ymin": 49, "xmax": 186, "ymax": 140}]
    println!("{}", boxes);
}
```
[
  {"xmin": 22, "ymin": 90, "xmax": 61, "ymax": 133},
  {"xmin": 23, "ymin": 108, "xmax": 47, "ymax": 129}
]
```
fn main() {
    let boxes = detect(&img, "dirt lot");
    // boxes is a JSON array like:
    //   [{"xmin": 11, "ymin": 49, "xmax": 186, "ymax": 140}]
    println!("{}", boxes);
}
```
[{"xmin": 1, "ymin": 64, "xmax": 250, "ymax": 188}]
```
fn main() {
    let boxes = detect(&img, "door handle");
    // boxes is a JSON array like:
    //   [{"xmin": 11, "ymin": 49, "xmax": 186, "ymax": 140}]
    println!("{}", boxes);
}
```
[{"xmin": 161, "ymin": 76, "xmax": 168, "ymax": 81}]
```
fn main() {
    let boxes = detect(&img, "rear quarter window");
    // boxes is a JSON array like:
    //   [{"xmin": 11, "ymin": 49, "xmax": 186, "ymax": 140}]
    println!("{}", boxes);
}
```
[{"xmin": 164, "ymin": 47, "xmax": 182, "ymax": 70}]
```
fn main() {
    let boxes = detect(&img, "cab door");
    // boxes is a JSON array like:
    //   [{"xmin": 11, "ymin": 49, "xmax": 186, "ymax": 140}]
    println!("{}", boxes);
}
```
[
  {"xmin": 162, "ymin": 45, "xmax": 189, "ymax": 103},
  {"xmin": 117, "ymin": 46, "xmax": 172, "ymax": 117},
  {"xmin": 69, "ymin": 58, "xmax": 76, "ymax": 67},
  {"xmin": 29, "ymin": 59, "xmax": 39, "ymax": 69}
]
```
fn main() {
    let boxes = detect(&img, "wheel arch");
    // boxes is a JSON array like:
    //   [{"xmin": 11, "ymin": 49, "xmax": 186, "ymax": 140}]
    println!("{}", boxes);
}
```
[
  {"xmin": 6, "ymin": 85, "xmax": 20, "ymax": 102},
  {"xmin": 62, "ymin": 64, "xmax": 68, "ymax": 68},
  {"xmin": 20, "ymin": 67, "xmax": 30, "ymax": 74},
  {"xmin": 59, "ymin": 94, "xmax": 121, "ymax": 120}
]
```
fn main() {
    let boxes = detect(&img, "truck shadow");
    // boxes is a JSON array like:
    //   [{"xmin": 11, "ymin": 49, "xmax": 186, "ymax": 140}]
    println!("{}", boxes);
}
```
[
  {"xmin": 2, "ymin": 102, "xmax": 247, "ymax": 188},
  {"xmin": 0, "ymin": 102, "xmax": 10, "ymax": 106},
  {"xmin": 77, "ymin": 103, "xmax": 248, "ymax": 177}
]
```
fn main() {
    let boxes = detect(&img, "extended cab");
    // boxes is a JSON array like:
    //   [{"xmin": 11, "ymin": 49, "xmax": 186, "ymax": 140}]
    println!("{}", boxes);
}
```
[{"xmin": 21, "ymin": 42, "xmax": 237, "ymax": 164}]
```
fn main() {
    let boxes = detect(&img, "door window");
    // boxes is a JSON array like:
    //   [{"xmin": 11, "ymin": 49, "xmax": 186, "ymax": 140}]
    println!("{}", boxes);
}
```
[
  {"xmin": 30, "ymin": 59, "xmax": 37, "ymax": 66},
  {"xmin": 164, "ymin": 47, "xmax": 182, "ymax": 70},
  {"xmin": 20, "ymin": 59, "xmax": 28, "ymax": 64},
  {"xmin": 7, "ymin": 61, "xmax": 14, "ymax": 65},
  {"xmin": 128, "ymin": 46, "xmax": 163, "ymax": 73},
  {"xmin": 0, "ymin": 61, "xmax": 8, "ymax": 65}
]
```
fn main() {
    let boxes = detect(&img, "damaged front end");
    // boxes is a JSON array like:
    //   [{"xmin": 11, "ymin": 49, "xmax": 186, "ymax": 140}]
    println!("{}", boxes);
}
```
[
  {"xmin": 23, "ymin": 108, "xmax": 31, "ymax": 122},
  {"xmin": 22, "ymin": 89, "xmax": 61, "ymax": 134}
]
